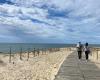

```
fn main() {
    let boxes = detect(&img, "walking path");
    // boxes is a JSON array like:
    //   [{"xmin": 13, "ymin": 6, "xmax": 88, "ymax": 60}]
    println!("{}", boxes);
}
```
[{"xmin": 54, "ymin": 51, "xmax": 100, "ymax": 80}]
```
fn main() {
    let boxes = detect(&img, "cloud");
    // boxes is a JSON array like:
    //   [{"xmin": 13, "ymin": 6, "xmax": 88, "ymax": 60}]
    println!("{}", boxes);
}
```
[{"xmin": 0, "ymin": 0, "xmax": 100, "ymax": 43}]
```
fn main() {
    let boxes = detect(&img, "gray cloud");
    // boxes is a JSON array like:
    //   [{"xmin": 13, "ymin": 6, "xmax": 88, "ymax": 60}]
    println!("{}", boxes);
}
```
[{"xmin": 0, "ymin": 0, "xmax": 100, "ymax": 43}]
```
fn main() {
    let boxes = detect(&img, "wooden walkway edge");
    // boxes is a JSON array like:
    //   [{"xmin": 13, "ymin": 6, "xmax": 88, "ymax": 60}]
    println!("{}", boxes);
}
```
[{"xmin": 54, "ymin": 51, "xmax": 100, "ymax": 80}]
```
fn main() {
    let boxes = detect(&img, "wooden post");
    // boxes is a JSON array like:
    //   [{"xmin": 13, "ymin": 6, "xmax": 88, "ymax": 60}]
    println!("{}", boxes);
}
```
[
  {"xmin": 70, "ymin": 48, "xmax": 71, "ymax": 51},
  {"xmin": 20, "ymin": 47, "xmax": 22, "ymax": 60},
  {"xmin": 33, "ymin": 48, "xmax": 36, "ymax": 57},
  {"xmin": 47, "ymin": 48, "xmax": 49, "ymax": 54},
  {"xmin": 93, "ymin": 49, "xmax": 95, "ymax": 60},
  {"xmin": 37, "ymin": 49, "xmax": 40, "ymax": 56},
  {"xmin": 27, "ymin": 48, "xmax": 30, "ymax": 61},
  {"xmin": 9, "ymin": 47, "xmax": 11, "ymax": 63},
  {"xmin": 59, "ymin": 48, "xmax": 60, "ymax": 51},
  {"xmin": 49, "ymin": 48, "xmax": 50, "ymax": 53},
  {"xmin": 42, "ymin": 48, "xmax": 44, "ymax": 55},
  {"xmin": 45, "ymin": 48, "xmax": 46, "ymax": 54},
  {"xmin": 97, "ymin": 49, "xmax": 99, "ymax": 60}
]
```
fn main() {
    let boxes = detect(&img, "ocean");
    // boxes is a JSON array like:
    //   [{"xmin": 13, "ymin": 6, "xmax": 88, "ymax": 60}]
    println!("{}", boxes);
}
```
[
  {"xmin": 0, "ymin": 43, "xmax": 99, "ymax": 54},
  {"xmin": 0, "ymin": 43, "xmax": 76, "ymax": 53}
]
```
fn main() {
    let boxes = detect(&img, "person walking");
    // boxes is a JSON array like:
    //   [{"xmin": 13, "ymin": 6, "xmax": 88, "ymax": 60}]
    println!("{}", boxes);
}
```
[
  {"xmin": 84, "ymin": 42, "xmax": 90, "ymax": 61},
  {"xmin": 76, "ymin": 42, "xmax": 80, "ymax": 48},
  {"xmin": 76, "ymin": 42, "xmax": 83, "ymax": 60}
]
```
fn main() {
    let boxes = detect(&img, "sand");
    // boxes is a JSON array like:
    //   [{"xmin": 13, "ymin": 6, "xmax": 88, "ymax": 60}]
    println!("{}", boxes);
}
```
[
  {"xmin": 89, "ymin": 48, "xmax": 100, "ymax": 62},
  {"xmin": 0, "ymin": 48, "xmax": 72, "ymax": 80}
]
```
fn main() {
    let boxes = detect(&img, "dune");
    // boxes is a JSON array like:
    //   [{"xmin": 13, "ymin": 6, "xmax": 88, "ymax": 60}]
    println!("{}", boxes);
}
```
[{"xmin": 0, "ymin": 48, "xmax": 73, "ymax": 80}]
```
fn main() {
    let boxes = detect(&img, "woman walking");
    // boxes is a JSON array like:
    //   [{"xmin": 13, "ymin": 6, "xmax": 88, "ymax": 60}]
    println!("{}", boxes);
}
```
[{"xmin": 84, "ymin": 42, "xmax": 90, "ymax": 61}]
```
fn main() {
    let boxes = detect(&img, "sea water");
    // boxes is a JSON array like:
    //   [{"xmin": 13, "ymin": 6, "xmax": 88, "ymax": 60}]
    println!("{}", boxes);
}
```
[{"xmin": 0, "ymin": 43, "xmax": 76, "ymax": 53}]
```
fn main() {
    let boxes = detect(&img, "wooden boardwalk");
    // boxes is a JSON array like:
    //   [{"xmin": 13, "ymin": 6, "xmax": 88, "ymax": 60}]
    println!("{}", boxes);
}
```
[{"xmin": 54, "ymin": 51, "xmax": 100, "ymax": 80}]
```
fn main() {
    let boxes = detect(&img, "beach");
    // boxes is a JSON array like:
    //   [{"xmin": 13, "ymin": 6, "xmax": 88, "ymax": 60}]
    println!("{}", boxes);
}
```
[
  {"xmin": 89, "ymin": 48, "xmax": 100, "ymax": 62},
  {"xmin": 0, "ymin": 48, "xmax": 73, "ymax": 80}
]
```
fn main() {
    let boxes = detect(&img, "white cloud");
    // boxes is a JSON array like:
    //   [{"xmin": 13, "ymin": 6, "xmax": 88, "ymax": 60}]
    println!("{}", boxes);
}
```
[{"xmin": 0, "ymin": 0, "xmax": 100, "ymax": 43}]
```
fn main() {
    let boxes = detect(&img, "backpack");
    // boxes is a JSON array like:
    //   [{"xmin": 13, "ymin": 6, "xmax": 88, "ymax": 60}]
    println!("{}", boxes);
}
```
[
  {"xmin": 85, "ymin": 46, "xmax": 90, "ymax": 53},
  {"xmin": 77, "ymin": 44, "xmax": 82, "ymax": 51}
]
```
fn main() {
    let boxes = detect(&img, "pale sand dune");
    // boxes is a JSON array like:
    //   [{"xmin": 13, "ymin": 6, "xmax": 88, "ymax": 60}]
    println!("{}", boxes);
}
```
[
  {"xmin": 0, "ymin": 48, "xmax": 72, "ymax": 80},
  {"xmin": 89, "ymin": 49, "xmax": 100, "ymax": 62}
]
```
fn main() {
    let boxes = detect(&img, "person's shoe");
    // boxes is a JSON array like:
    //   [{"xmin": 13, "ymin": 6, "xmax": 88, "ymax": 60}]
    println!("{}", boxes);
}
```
[
  {"xmin": 79, "ymin": 59, "xmax": 81, "ymax": 62},
  {"xmin": 86, "ymin": 60, "xmax": 88, "ymax": 62}
]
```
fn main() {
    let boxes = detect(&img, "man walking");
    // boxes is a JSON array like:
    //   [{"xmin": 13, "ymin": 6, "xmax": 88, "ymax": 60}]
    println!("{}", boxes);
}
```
[{"xmin": 77, "ymin": 42, "xmax": 83, "ymax": 60}]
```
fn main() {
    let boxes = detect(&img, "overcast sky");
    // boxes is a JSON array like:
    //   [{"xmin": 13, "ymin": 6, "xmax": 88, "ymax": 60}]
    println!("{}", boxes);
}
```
[{"xmin": 0, "ymin": 0, "xmax": 100, "ymax": 43}]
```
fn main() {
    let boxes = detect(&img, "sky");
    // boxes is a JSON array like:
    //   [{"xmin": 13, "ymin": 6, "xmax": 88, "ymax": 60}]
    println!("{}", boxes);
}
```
[{"xmin": 0, "ymin": 0, "xmax": 100, "ymax": 43}]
